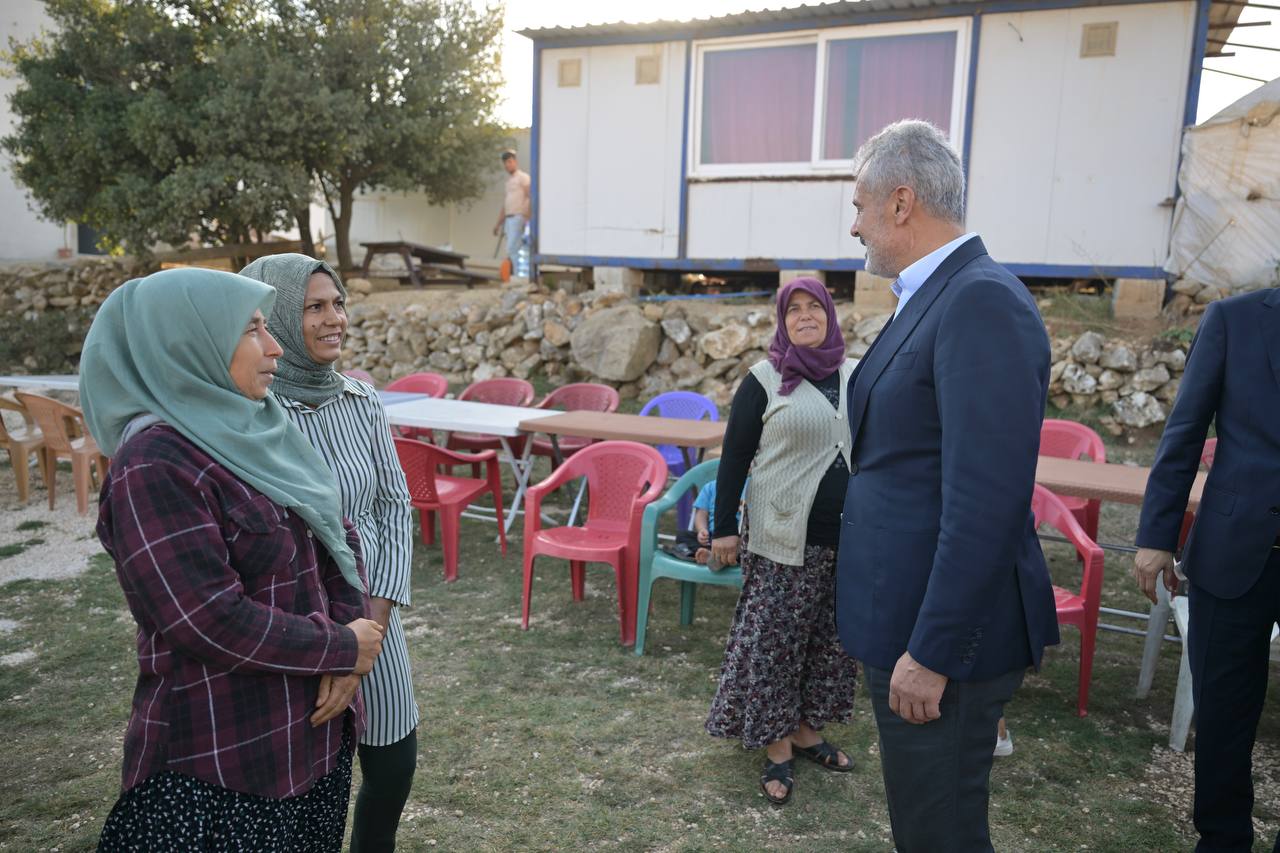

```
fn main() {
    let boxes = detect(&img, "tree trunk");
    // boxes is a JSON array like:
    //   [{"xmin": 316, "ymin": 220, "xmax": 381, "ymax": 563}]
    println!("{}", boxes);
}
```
[
  {"xmin": 294, "ymin": 208, "xmax": 316, "ymax": 258},
  {"xmin": 333, "ymin": 181, "xmax": 356, "ymax": 272}
]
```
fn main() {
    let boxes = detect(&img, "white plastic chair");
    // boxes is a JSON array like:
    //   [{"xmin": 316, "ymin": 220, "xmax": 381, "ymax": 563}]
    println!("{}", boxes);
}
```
[{"xmin": 1138, "ymin": 578, "xmax": 1280, "ymax": 751}]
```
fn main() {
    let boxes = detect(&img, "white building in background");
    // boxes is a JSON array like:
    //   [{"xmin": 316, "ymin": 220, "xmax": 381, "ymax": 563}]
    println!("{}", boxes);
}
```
[
  {"xmin": 322, "ymin": 129, "xmax": 530, "ymax": 267},
  {"xmin": 1, "ymin": 0, "xmax": 80, "ymax": 262},
  {"xmin": 521, "ymin": 0, "xmax": 1245, "ymax": 282}
]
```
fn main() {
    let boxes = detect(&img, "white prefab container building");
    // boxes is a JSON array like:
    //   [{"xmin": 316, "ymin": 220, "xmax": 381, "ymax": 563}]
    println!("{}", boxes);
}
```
[{"xmin": 521, "ymin": 0, "xmax": 1243, "ymax": 281}]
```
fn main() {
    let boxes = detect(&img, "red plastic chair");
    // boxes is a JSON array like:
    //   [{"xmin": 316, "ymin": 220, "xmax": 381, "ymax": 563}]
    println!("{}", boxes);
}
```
[
  {"xmin": 386, "ymin": 372, "xmax": 449, "ymax": 397},
  {"xmin": 1040, "ymin": 419, "xmax": 1107, "ymax": 540},
  {"xmin": 529, "ymin": 383, "xmax": 620, "ymax": 463},
  {"xmin": 1200, "ymin": 437, "xmax": 1217, "ymax": 469},
  {"xmin": 1031, "ymin": 484, "xmax": 1105, "ymax": 717},
  {"xmin": 1176, "ymin": 437, "xmax": 1219, "ymax": 549},
  {"xmin": 446, "ymin": 378, "xmax": 536, "ymax": 474},
  {"xmin": 393, "ymin": 437, "xmax": 505, "ymax": 582},
  {"xmin": 522, "ymin": 441, "xmax": 667, "ymax": 645},
  {"xmin": 342, "ymin": 368, "xmax": 375, "ymax": 385}
]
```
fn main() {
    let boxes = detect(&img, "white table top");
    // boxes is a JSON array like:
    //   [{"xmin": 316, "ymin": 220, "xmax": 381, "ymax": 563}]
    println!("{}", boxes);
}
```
[
  {"xmin": 0, "ymin": 374, "xmax": 81, "ymax": 391},
  {"xmin": 384, "ymin": 397, "xmax": 559, "ymax": 436},
  {"xmin": 376, "ymin": 390, "xmax": 430, "ymax": 406}
]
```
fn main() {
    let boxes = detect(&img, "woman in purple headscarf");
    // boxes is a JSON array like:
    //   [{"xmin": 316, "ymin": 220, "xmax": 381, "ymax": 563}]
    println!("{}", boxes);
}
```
[{"xmin": 704, "ymin": 277, "xmax": 860, "ymax": 806}]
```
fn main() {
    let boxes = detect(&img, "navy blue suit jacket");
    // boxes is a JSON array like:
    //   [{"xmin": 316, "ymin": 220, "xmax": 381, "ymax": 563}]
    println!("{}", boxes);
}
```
[
  {"xmin": 1137, "ymin": 289, "xmax": 1280, "ymax": 598},
  {"xmin": 836, "ymin": 236, "xmax": 1060, "ymax": 681}
]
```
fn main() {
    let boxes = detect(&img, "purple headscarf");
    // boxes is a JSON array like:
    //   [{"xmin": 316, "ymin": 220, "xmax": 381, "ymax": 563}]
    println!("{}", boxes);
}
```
[{"xmin": 767, "ymin": 277, "xmax": 846, "ymax": 396}]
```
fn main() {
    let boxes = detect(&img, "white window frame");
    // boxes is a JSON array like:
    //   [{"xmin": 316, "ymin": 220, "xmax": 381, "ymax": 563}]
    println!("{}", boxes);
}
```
[
  {"xmin": 689, "ymin": 17, "xmax": 972, "ymax": 179},
  {"xmin": 689, "ymin": 31, "xmax": 821, "ymax": 178}
]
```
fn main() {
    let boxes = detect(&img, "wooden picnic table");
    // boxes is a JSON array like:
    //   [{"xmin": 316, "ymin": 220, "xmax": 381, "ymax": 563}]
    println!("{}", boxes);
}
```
[
  {"xmin": 1035, "ymin": 456, "xmax": 1205, "ymax": 511},
  {"xmin": 358, "ymin": 240, "xmax": 499, "ymax": 288}
]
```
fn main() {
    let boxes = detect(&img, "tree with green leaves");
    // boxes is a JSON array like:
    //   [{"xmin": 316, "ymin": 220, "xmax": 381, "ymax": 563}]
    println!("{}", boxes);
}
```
[
  {"xmin": 266, "ymin": 0, "xmax": 507, "ymax": 269},
  {"xmin": 4, "ymin": 0, "xmax": 506, "ymax": 268}
]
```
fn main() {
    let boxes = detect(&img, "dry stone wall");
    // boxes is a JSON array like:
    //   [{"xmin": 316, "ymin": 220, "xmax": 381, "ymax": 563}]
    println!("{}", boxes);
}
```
[{"xmin": 0, "ymin": 265, "xmax": 1194, "ymax": 430}]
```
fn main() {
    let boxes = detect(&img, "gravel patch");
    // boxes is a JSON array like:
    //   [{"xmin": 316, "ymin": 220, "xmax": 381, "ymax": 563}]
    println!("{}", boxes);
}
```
[{"xmin": 0, "ymin": 459, "xmax": 103, "ymax": 585}]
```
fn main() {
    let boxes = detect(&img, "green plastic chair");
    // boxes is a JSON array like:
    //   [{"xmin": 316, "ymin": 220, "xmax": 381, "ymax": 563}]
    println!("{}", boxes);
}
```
[{"xmin": 634, "ymin": 459, "xmax": 744, "ymax": 656}]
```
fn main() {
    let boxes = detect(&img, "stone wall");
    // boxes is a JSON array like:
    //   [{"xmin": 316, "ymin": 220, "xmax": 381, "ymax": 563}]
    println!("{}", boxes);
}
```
[
  {"xmin": 1049, "ymin": 331, "xmax": 1188, "ymax": 432},
  {"xmin": 342, "ymin": 281, "xmax": 1191, "ymax": 429},
  {"xmin": 340, "ymin": 281, "xmax": 893, "ymax": 407},
  {"xmin": 0, "ymin": 259, "xmax": 148, "ymax": 373},
  {"xmin": 0, "ymin": 263, "xmax": 1195, "ymax": 431}
]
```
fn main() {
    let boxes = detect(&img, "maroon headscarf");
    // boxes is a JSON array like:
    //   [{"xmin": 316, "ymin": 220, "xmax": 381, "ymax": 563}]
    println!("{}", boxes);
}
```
[{"xmin": 767, "ymin": 277, "xmax": 846, "ymax": 396}]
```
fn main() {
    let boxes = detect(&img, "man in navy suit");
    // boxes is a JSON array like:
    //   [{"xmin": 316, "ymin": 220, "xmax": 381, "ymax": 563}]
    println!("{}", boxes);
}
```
[
  {"xmin": 1135, "ymin": 290, "xmax": 1280, "ymax": 853},
  {"xmin": 837, "ymin": 120, "xmax": 1059, "ymax": 852}
]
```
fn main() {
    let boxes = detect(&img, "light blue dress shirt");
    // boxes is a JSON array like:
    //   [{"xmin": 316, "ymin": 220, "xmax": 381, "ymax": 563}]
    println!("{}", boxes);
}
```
[{"xmin": 891, "ymin": 232, "xmax": 980, "ymax": 319}]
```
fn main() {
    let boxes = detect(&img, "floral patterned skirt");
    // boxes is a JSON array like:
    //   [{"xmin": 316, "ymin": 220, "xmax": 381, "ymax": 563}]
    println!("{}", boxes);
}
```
[
  {"xmin": 705, "ymin": 529, "xmax": 858, "ymax": 750},
  {"xmin": 97, "ymin": 729, "xmax": 353, "ymax": 852}
]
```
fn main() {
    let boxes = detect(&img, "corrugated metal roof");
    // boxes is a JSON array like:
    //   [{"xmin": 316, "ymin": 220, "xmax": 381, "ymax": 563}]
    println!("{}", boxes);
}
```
[
  {"xmin": 517, "ymin": 1, "xmax": 967, "ymax": 42},
  {"xmin": 518, "ymin": 1, "xmax": 1247, "ymax": 45},
  {"xmin": 1206, "ymin": 1, "xmax": 1246, "ymax": 59}
]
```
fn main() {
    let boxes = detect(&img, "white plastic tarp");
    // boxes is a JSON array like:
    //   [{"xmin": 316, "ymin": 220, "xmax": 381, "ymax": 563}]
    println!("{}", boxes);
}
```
[{"xmin": 1165, "ymin": 77, "xmax": 1280, "ymax": 290}]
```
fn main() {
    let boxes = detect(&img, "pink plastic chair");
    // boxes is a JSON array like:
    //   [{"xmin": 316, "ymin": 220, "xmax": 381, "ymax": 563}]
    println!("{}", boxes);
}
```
[
  {"xmin": 394, "ymin": 437, "xmax": 505, "ymax": 581},
  {"xmin": 1031, "ymin": 484, "xmax": 1106, "ymax": 717},
  {"xmin": 522, "ymin": 441, "xmax": 667, "ymax": 645},
  {"xmin": 342, "ymin": 368, "xmax": 375, "ymax": 385},
  {"xmin": 1040, "ymin": 419, "xmax": 1107, "ymax": 540},
  {"xmin": 530, "ymin": 383, "xmax": 620, "ymax": 463},
  {"xmin": 386, "ymin": 372, "xmax": 449, "ymax": 398},
  {"xmin": 446, "ymin": 378, "xmax": 536, "ymax": 473}
]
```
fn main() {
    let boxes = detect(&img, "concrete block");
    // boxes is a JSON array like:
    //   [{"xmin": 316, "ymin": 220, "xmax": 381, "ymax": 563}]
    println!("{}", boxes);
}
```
[
  {"xmin": 779, "ymin": 269, "xmax": 826, "ymax": 286},
  {"xmin": 1113, "ymin": 278, "xmax": 1167, "ymax": 320},
  {"xmin": 854, "ymin": 270, "xmax": 898, "ymax": 313},
  {"xmin": 592, "ymin": 266, "xmax": 644, "ymax": 297}
]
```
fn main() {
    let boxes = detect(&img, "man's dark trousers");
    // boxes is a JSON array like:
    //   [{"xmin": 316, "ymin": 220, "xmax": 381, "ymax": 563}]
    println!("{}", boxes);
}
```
[
  {"xmin": 1188, "ymin": 549, "xmax": 1280, "ymax": 852},
  {"xmin": 866, "ymin": 666, "xmax": 1023, "ymax": 853}
]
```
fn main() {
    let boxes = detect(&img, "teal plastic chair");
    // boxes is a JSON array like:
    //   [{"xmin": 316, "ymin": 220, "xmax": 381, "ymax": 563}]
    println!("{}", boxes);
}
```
[{"xmin": 634, "ymin": 459, "xmax": 744, "ymax": 656}]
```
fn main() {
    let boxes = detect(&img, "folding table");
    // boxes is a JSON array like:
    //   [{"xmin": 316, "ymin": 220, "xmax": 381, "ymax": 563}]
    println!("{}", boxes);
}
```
[
  {"xmin": 385, "ymin": 398, "xmax": 559, "ymax": 533},
  {"xmin": 518, "ymin": 411, "xmax": 727, "ymax": 525},
  {"xmin": 0, "ymin": 375, "xmax": 82, "ymax": 392},
  {"xmin": 1035, "ymin": 455, "xmax": 1206, "ymax": 637}
]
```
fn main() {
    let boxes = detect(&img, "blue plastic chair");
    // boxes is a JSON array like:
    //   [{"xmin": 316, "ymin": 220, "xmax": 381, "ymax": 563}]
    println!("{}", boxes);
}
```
[
  {"xmin": 638, "ymin": 391, "xmax": 719, "ymax": 528},
  {"xmin": 635, "ymin": 459, "xmax": 743, "ymax": 656}
]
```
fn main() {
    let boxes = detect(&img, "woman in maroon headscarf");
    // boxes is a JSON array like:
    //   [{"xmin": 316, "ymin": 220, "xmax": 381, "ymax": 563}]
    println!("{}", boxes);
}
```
[{"xmin": 705, "ymin": 278, "xmax": 860, "ymax": 806}]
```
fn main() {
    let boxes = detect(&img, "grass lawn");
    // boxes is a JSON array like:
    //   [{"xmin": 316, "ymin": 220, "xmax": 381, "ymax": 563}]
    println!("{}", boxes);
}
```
[{"xmin": 1, "ymin": 436, "xmax": 1278, "ymax": 852}]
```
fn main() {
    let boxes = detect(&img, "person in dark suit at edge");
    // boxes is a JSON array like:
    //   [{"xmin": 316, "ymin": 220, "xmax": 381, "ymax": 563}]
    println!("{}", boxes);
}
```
[
  {"xmin": 1134, "ymin": 287, "xmax": 1280, "ymax": 853},
  {"xmin": 835, "ymin": 119, "xmax": 1060, "ymax": 852}
]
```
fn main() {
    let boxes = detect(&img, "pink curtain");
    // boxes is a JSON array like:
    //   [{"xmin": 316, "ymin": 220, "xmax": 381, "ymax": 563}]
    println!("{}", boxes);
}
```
[
  {"xmin": 701, "ymin": 44, "xmax": 816, "ymax": 164},
  {"xmin": 823, "ymin": 33, "xmax": 957, "ymax": 160}
]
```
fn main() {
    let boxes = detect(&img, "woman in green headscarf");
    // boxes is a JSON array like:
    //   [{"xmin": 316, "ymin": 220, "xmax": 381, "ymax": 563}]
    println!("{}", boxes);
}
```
[
  {"xmin": 82, "ymin": 267, "xmax": 387, "ymax": 852},
  {"xmin": 240, "ymin": 253, "xmax": 419, "ymax": 853}
]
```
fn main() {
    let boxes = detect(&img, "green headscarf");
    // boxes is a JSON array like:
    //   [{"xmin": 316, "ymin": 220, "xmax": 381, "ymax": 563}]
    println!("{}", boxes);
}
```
[
  {"xmin": 238, "ymin": 253, "xmax": 346, "ymax": 407},
  {"xmin": 79, "ymin": 267, "xmax": 364, "ymax": 592}
]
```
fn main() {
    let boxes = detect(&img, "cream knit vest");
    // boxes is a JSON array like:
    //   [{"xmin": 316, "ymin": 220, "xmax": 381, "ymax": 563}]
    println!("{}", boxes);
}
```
[{"xmin": 743, "ymin": 358, "xmax": 856, "ymax": 566}]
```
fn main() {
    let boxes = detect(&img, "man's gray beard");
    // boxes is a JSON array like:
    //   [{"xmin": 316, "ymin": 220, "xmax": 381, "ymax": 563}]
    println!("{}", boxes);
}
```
[{"xmin": 863, "ymin": 245, "xmax": 898, "ymax": 280}]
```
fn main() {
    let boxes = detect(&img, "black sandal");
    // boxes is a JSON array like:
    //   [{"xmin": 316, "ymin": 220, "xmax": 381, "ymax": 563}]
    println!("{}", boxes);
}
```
[
  {"xmin": 794, "ymin": 740, "xmax": 853, "ymax": 773},
  {"xmin": 760, "ymin": 758, "xmax": 795, "ymax": 805}
]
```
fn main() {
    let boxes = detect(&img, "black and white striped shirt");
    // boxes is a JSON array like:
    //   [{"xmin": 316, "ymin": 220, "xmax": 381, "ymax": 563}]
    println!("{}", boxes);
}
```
[{"xmin": 277, "ymin": 375, "xmax": 420, "ymax": 746}]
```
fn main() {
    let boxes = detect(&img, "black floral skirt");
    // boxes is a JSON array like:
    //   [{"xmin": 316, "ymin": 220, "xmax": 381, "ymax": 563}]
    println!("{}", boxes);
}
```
[
  {"xmin": 97, "ymin": 731, "xmax": 353, "ymax": 852},
  {"xmin": 705, "ymin": 529, "xmax": 858, "ymax": 750}
]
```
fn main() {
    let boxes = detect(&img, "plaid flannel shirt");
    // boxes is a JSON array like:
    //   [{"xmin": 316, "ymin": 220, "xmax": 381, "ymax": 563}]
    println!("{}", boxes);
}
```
[{"xmin": 97, "ymin": 425, "xmax": 369, "ymax": 799}]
